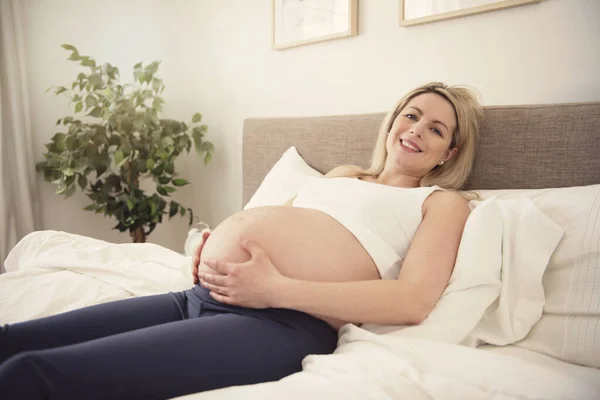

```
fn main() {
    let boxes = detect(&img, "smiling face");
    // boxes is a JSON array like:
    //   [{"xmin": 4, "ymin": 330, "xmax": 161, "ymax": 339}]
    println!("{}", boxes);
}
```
[{"xmin": 384, "ymin": 92, "xmax": 458, "ymax": 180}]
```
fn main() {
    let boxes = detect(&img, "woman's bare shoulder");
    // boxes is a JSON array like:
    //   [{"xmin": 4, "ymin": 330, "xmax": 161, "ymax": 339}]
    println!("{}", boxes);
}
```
[{"xmin": 425, "ymin": 189, "xmax": 470, "ymax": 216}]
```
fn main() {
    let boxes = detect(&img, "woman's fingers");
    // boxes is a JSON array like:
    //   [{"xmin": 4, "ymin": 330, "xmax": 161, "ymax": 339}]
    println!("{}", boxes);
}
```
[
  {"xmin": 199, "ymin": 272, "xmax": 227, "ymax": 286},
  {"xmin": 201, "ymin": 280, "xmax": 229, "ymax": 296},
  {"xmin": 191, "ymin": 230, "xmax": 211, "ymax": 282}
]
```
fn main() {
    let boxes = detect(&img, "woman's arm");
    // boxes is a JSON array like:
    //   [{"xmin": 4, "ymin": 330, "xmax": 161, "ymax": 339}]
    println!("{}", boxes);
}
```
[{"xmin": 200, "ymin": 191, "xmax": 470, "ymax": 325}]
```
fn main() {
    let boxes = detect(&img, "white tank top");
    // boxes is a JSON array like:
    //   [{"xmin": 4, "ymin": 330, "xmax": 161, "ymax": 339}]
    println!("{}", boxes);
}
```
[{"xmin": 292, "ymin": 177, "xmax": 442, "ymax": 280}]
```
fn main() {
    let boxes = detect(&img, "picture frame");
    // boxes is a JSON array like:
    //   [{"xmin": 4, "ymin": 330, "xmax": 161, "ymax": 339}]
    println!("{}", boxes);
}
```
[
  {"xmin": 400, "ymin": 0, "xmax": 541, "ymax": 27},
  {"xmin": 272, "ymin": 0, "xmax": 358, "ymax": 50}
]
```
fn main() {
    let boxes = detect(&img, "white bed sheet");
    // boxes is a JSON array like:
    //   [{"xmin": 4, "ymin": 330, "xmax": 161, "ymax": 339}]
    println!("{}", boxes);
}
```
[
  {"xmin": 479, "ymin": 345, "xmax": 600, "ymax": 393},
  {"xmin": 2, "ymin": 226, "xmax": 598, "ymax": 400},
  {"xmin": 174, "ymin": 325, "xmax": 600, "ymax": 400}
]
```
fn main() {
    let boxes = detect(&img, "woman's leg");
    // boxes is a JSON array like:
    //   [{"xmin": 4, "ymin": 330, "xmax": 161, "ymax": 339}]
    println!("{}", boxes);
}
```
[
  {"xmin": 0, "ymin": 292, "xmax": 187, "ymax": 364},
  {"xmin": 0, "ymin": 310, "xmax": 337, "ymax": 400}
]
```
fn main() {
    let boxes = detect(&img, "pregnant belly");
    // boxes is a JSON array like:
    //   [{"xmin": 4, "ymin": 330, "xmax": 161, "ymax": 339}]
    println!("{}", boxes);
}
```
[{"xmin": 199, "ymin": 206, "xmax": 380, "ymax": 330}]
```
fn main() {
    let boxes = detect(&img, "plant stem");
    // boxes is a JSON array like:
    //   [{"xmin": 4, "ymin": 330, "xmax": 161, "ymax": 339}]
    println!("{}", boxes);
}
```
[{"xmin": 131, "ymin": 226, "xmax": 146, "ymax": 243}]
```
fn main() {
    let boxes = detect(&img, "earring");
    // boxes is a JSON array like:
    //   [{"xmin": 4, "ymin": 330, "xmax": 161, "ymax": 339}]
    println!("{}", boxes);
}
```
[{"xmin": 439, "ymin": 161, "xmax": 445, "ymax": 166}]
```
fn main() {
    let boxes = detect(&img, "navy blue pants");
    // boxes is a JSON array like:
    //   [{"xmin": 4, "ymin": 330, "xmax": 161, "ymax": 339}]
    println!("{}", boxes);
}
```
[{"xmin": 0, "ymin": 285, "xmax": 337, "ymax": 399}]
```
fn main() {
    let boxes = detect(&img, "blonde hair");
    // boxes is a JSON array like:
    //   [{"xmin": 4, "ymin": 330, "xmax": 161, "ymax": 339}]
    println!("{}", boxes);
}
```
[{"xmin": 328, "ymin": 82, "xmax": 483, "ymax": 192}]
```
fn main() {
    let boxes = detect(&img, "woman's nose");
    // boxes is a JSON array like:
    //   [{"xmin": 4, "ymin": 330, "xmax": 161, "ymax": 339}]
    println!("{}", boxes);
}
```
[{"xmin": 411, "ymin": 124, "xmax": 424, "ymax": 137}]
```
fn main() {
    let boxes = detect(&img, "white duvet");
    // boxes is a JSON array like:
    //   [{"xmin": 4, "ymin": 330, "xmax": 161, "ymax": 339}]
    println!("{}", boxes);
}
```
[{"xmin": 1, "ymin": 198, "xmax": 599, "ymax": 399}]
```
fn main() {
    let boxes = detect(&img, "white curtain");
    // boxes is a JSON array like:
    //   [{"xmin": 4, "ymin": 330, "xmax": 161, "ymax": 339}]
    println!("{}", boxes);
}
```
[{"xmin": 0, "ymin": 0, "xmax": 41, "ymax": 272}]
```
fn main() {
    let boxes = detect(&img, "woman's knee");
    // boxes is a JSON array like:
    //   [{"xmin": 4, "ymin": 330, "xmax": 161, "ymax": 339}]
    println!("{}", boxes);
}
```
[{"xmin": 0, "ymin": 351, "xmax": 51, "ymax": 398}]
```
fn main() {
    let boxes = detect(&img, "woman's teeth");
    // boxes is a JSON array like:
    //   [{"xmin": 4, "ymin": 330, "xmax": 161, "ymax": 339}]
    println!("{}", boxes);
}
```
[{"xmin": 401, "ymin": 140, "xmax": 421, "ymax": 152}]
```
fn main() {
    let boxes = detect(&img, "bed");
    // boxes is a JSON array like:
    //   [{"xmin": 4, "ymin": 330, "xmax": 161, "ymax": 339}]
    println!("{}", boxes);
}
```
[{"xmin": 2, "ymin": 101, "xmax": 600, "ymax": 399}]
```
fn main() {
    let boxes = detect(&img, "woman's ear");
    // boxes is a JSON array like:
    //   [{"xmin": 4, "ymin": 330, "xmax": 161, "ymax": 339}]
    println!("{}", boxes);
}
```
[{"xmin": 444, "ymin": 147, "xmax": 459, "ymax": 162}]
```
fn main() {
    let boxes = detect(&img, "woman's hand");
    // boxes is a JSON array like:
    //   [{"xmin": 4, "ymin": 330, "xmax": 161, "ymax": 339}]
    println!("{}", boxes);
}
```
[
  {"xmin": 192, "ymin": 230, "xmax": 211, "ymax": 284},
  {"xmin": 199, "ymin": 237, "xmax": 287, "ymax": 308}
]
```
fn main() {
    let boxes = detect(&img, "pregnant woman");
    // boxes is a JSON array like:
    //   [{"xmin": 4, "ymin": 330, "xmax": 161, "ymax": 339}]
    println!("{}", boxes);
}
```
[{"xmin": 0, "ymin": 82, "xmax": 483, "ymax": 399}]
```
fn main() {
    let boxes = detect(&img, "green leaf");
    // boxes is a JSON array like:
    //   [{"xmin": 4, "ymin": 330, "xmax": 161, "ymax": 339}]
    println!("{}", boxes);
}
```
[
  {"xmin": 114, "ymin": 150, "xmax": 124, "ymax": 165},
  {"xmin": 151, "ymin": 163, "xmax": 164, "ymax": 176},
  {"xmin": 134, "ymin": 62, "xmax": 143, "ymax": 69},
  {"xmin": 156, "ymin": 185, "xmax": 168, "ymax": 196},
  {"xmin": 204, "ymin": 152, "xmax": 212, "ymax": 165},
  {"xmin": 75, "ymin": 102, "xmax": 83, "ymax": 113},
  {"xmin": 192, "ymin": 128, "xmax": 203, "ymax": 151},
  {"xmin": 126, "ymin": 198, "xmax": 134, "ymax": 211},
  {"xmin": 88, "ymin": 107, "xmax": 102, "ymax": 118},
  {"xmin": 95, "ymin": 164, "xmax": 108, "ymax": 178},
  {"xmin": 169, "ymin": 201, "xmax": 179, "ymax": 219},
  {"xmin": 68, "ymin": 52, "xmax": 82, "ymax": 61},
  {"xmin": 150, "ymin": 202, "xmax": 157, "ymax": 216},
  {"xmin": 152, "ymin": 78, "xmax": 162, "ymax": 93},
  {"xmin": 61, "ymin": 44, "xmax": 78, "ymax": 52},
  {"xmin": 81, "ymin": 58, "xmax": 97, "ymax": 69},
  {"xmin": 158, "ymin": 176, "xmax": 171, "ymax": 185},
  {"xmin": 83, "ymin": 203, "xmax": 97, "ymax": 211},
  {"xmin": 152, "ymin": 97, "xmax": 164, "ymax": 111},
  {"xmin": 161, "ymin": 136, "xmax": 174, "ymax": 147},
  {"xmin": 52, "ymin": 132, "xmax": 66, "ymax": 145},
  {"xmin": 63, "ymin": 183, "xmax": 77, "ymax": 198},
  {"xmin": 65, "ymin": 135, "xmax": 79, "ymax": 150},
  {"xmin": 78, "ymin": 174, "xmax": 88, "ymax": 190},
  {"xmin": 146, "ymin": 159, "xmax": 155, "ymax": 170},
  {"xmin": 172, "ymin": 178, "xmax": 188, "ymax": 187},
  {"xmin": 164, "ymin": 185, "xmax": 176, "ymax": 193},
  {"xmin": 192, "ymin": 113, "xmax": 202, "ymax": 123},
  {"xmin": 179, "ymin": 205, "xmax": 186, "ymax": 216},
  {"xmin": 55, "ymin": 86, "xmax": 67, "ymax": 95},
  {"xmin": 139, "ymin": 72, "xmax": 148, "ymax": 84},
  {"xmin": 61, "ymin": 167, "xmax": 74, "ymax": 177},
  {"xmin": 96, "ymin": 87, "xmax": 112, "ymax": 98},
  {"xmin": 88, "ymin": 73, "xmax": 102, "ymax": 86},
  {"xmin": 85, "ymin": 95, "xmax": 97, "ymax": 109},
  {"xmin": 202, "ymin": 142, "xmax": 215, "ymax": 153},
  {"xmin": 146, "ymin": 61, "xmax": 160, "ymax": 75},
  {"xmin": 142, "ymin": 89, "xmax": 153, "ymax": 100}
]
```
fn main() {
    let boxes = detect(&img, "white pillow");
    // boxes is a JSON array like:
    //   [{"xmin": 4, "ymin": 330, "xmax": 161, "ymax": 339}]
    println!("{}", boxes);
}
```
[
  {"xmin": 243, "ymin": 146, "xmax": 323, "ymax": 210},
  {"xmin": 361, "ymin": 197, "xmax": 563, "ymax": 348},
  {"xmin": 475, "ymin": 184, "xmax": 600, "ymax": 368},
  {"xmin": 463, "ymin": 198, "xmax": 563, "ymax": 347}
]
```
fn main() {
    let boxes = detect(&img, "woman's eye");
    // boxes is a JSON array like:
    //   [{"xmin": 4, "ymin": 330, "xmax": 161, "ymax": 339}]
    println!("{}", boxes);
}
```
[
  {"xmin": 432, "ymin": 127, "xmax": 442, "ymax": 136},
  {"xmin": 405, "ymin": 113, "xmax": 417, "ymax": 120}
]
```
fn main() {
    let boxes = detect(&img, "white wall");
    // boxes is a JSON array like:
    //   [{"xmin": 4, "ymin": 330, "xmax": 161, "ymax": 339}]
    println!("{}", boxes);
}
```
[{"xmin": 19, "ymin": 0, "xmax": 600, "ymax": 252}]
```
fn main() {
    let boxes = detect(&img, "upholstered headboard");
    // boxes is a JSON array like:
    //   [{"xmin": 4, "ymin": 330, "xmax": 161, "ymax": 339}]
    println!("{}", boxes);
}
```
[{"xmin": 242, "ymin": 102, "xmax": 600, "ymax": 205}]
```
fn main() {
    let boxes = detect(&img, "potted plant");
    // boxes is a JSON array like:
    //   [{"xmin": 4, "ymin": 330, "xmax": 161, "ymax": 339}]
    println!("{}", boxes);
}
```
[{"xmin": 36, "ymin": 44, "xmax": 214, "ymax": 243}]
